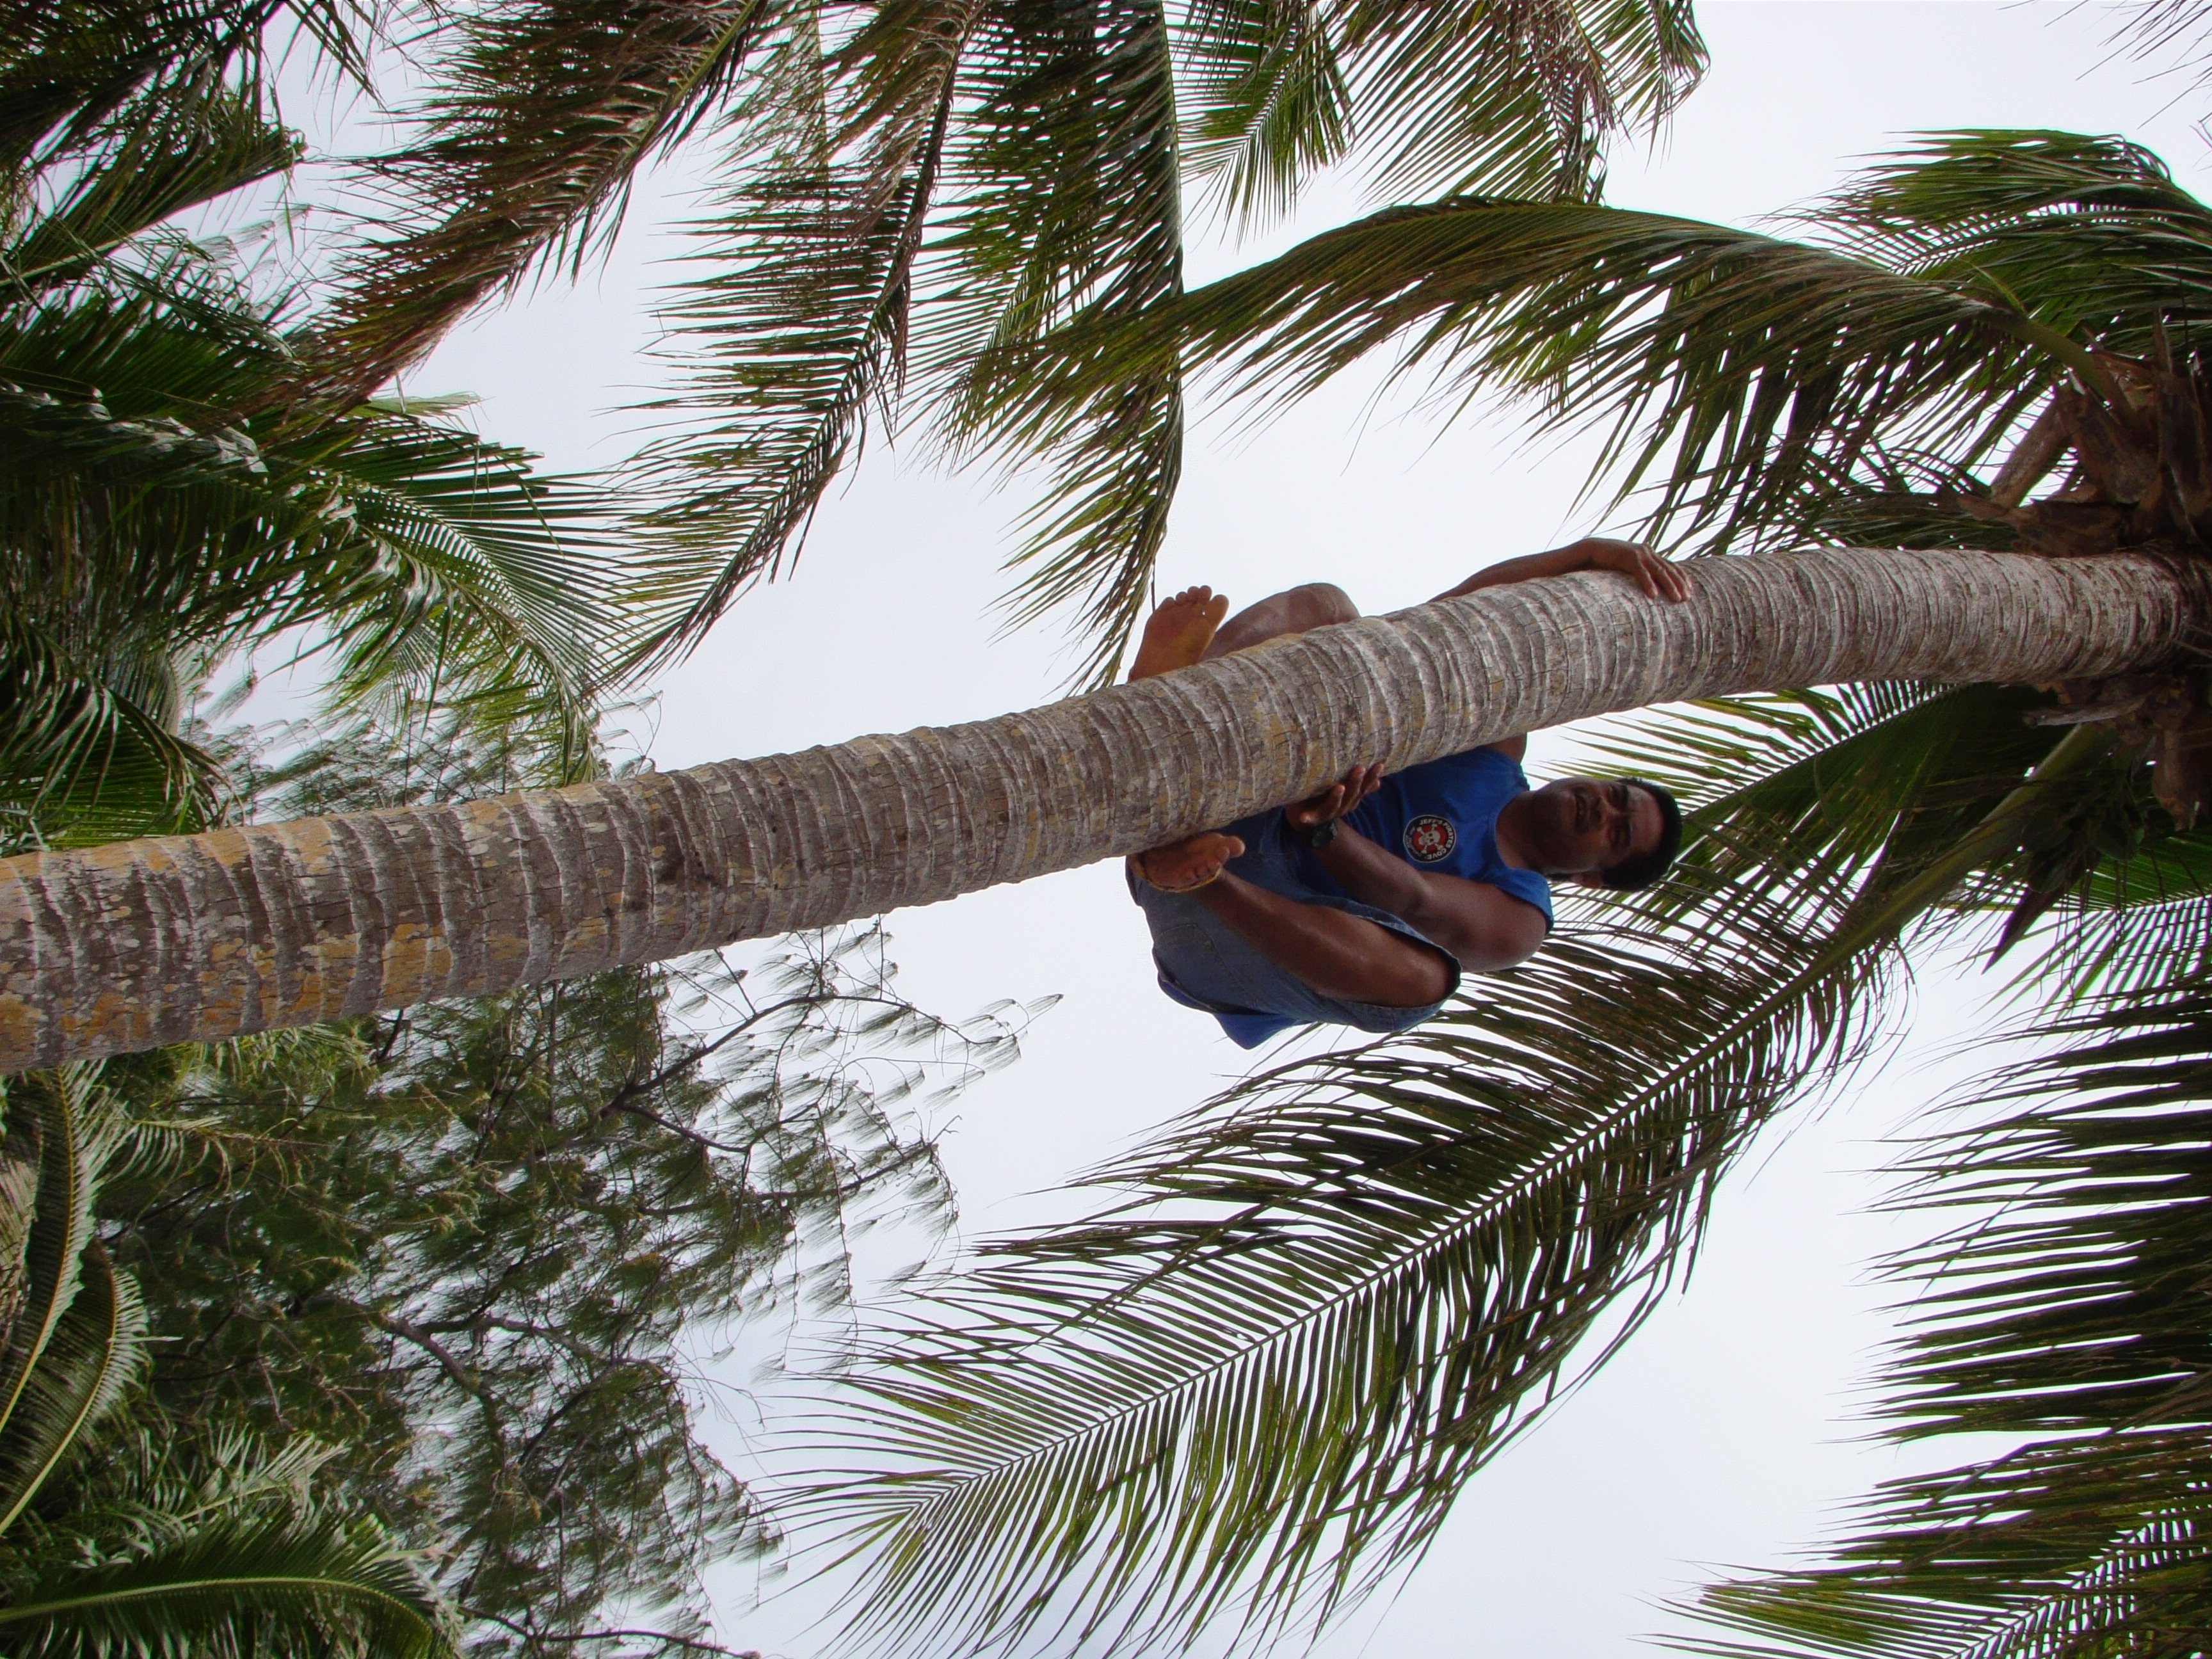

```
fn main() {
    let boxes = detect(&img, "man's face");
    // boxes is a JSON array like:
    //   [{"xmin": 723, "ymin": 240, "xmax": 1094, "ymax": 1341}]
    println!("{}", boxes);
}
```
[{"xmin": 1521, "ymin": 776, "xmax": 1666, "ymax": 883}]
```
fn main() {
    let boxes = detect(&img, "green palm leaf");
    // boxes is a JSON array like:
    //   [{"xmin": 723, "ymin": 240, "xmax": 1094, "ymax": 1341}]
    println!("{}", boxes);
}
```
[
  {"xmin": 0, "ymin": 1498, "xmax": 458, "ymax": 1659},
  {"xmin": 998, "ymin": 131, "xmax": 2212, "ymax": 558},
  {"xmin": 1326, "ymin": 0, "xmax": 1704, "ymax": 204},
  {"xmin": 616, "ymin": 0, "xmax": 975, "ymax": 674},
  {"xmin": 2105, "ymin": 0, "xmax": 2212, "ymax": 114},
  {"xmin": 0, "ymin": 0, "xmax": 371, "ymax": 174},
  {"xmin": 610, "ymin": 0, "xmax": 1705, "ymax": 678},
  {"xmin": 307, "ymin": 0, "xmax": 774, "ymax": 403},
  {"xmin": 991, "ymin": 190, "xmax": 2042, "ymax": 556},
  {"xmin": 0, "ymin": 611, "xmax": 220, "ymax": 851},
  {"xmin": 4, "ymin": 72, "xmax": 298, "ymax": 294},
  {"xmin": 0, "ymin": 287, "xmax": 621, "ymax": 813},
  {"xmin": 0, "ymin": 1246, "xmax": 145, "ymax": 1537},
  {"xmin": 1666, "ymin": 982, "xmax": 2212, "ymax": 1658},
  {"xmin": 1174, "ymin": 0, "xmax": 1350, "ymax": 223},
  {"xmin": 301, "ymin": 416, "xmax": 619, "ymax": 742},
  {"xmin": 2023, "ymin": 846, "xmax": 2212, "ymax": 1004},
  {"xmin": 0, "ymin": 1070, "xmax": 128, "ymax": 1475},
  {"xmin": 917, "ymin": 0, "xmax": 1187, "ymax": 686},
  {"xmin": 1173, "ymin": 0, "xmax": 1703, "ymax": 226},
  {"xmin": 794, "ymin": 853, "xmax": 1916, "ymax": 1657}
]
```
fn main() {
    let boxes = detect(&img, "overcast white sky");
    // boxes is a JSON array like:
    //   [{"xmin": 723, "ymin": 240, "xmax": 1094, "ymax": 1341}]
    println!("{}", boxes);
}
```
[{"xmin": 388, "ymin": 4, "xmax": 2212, "ymax": 1653}]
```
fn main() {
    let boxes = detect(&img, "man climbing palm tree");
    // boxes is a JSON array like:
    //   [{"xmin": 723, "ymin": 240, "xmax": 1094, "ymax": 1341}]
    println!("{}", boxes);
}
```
[{"xmin": 1127, "ymin": 538, "xmax": 1689, "ymax": 1046}]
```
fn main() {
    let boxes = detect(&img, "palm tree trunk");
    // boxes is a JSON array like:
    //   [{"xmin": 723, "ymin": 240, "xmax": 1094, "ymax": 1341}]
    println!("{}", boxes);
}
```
[{"xmin": 0, "ymin": 546, "xmax": 2199, "ymax": 1072}]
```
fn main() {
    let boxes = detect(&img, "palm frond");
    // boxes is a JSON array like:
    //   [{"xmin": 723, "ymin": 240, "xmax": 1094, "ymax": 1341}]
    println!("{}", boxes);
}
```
[
  {"xmin": 0, "ymin": 1109, "xmax": 35, "ymax": 1343},
  {"xmin": 0, "ymin": 291, "xmax": 618, "ymax": 808},
  {"xmin": 0, "ymin": 609, "xmax": 223, "ymax": 850},
  {"xmin": 1665, "ymin": 1434, "xmax": 2212, "ymax": 1659},
  {"xmin": 2106, "ymin": 0, "xmax": 2212, "ymax": 115},
  {"xmin": 1173, "ymin": 0, "xmax": 1349, "ymax": 223},
  {"xmin": 1331, "ymin": 0, "xmax": 1704, "ymax": 205},
  {"xmin": 0, "ymin": 1070, "xmax": 127, "ymax": 1466},
  {"xmin": 0, "ymin": 1496, "xmax": 460, "ymax": 1659},
  {"xmin": 0, "ymin": 237, "xmax": 622, "ymax": 779},
  {"xmin": 1881, "ymin": 993, "xmax": 2212, "ymax": 1444},
  {"xmin": 998, "ymin": 194, "xmax": 2039, "ymax": 552},
  {"xmin": 790, "ymin": 863, "xmax": 1910, "ymax": 1658},
  {"xmin": 303, "ymin": 415, "xmax": 620, "ymax": 730},
  {"xmin": 986, "ymin": 344, "xmax": 1182, "ymax": 689},
  {"xmin": 1815, "ymin": 129, "xmax": 2212, "ymax": 340},
  {"xmin": 1572, "ymin": 682, "xmax": 2076, "ymax": 949},
  {"xmin": 616, "ymin": 0, "xmax": 974, "ymax": 675},
  {"xmin": 305, "ymin": 0, "xmax": 774, "ymax": 403},
  {"xmin": 1665, "ymin": 979, "xmax": 2212, "ymax": 1658},
  {"xmin": 0, "ymin": 361, "xmax": 302, "ymax": 668},
  {"xmin": 998, "ymin": 132, "xmax": 2212, "ymax": 556},
  {"xmin": 913, "ymin": 0, "xmax": 1187, "ymax": 685},
  {"xmin": 1173, "ymin": 0, "xmax": 1702, "ymax": 226},
  {"xmin": 4, "ymin": 68, "xmax": 299, "ymax": 294},
  {"xmin": 2020, "ymin": 853, "xmax": 2212, "ymax": 1004},
  {"xmin": 0, "ymin": 1245, "xmax": 145, "ymax": 1535},
  {"xmin": 0, "ymin": 0, "xmax": 371, "ymax": 175},
  {"xmin": 1582, "ymin": 684, "xmax": 2212, "ymax": 1013}
]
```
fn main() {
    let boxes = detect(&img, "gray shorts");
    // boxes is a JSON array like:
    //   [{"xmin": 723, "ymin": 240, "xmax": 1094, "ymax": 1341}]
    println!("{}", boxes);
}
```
[{"xmin": 1130, "ymin": 810, "xmax": 1461, "ymax": 1044}]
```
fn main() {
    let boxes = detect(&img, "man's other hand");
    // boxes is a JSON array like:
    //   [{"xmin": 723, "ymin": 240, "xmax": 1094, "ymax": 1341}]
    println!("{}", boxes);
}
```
[
  {"xmin": 1557, "ymin": 538, "xmax": 1692, "ymax": 602},
  {"xmin": 1287, "ymin": 763, "xmax": 1384, "ymax": 833},
  {"xmin": 1438, "ymin": 536, "xmax": 1694, "ymax": 605}
]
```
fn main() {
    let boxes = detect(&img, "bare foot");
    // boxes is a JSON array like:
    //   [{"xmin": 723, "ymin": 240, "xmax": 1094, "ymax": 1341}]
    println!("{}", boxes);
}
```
[
  {"xmin": 1132, "ymin": 832, "xmax": 1245, "ymax": 894},
  {"xmin": 1128, "ymin": 586, "xmax": 1231, "ymax": 680}
]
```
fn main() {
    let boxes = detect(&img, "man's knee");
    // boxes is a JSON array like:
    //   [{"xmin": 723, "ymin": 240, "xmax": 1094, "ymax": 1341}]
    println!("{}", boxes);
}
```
[
  {"xmin": 1206, "ymin": 582, "xmax": 1361, "ymax": 658},
  {"xmin": 1286, "ymin": 582, "xmax": 1358, "ymax": 628}
]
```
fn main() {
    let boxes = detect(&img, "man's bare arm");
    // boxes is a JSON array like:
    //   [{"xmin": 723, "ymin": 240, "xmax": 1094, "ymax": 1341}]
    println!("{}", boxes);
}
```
[
  {"xmin": 1434, "ymin": 538, "xmax": 1691, "ymax": 758},
  {"xmin": 1311, "ymin": 824, "xmax": 1546, "ymax": 972},
  {"xmin": 1194, "ymin": 873, "xmax": 1455, "ymax": 1007},
  {"xmin": 1433, "ymin": 536, "xmax": 1692, "ymax": 604},
  {"xmin": 1287, "ymin": 764, "xmax": 1544, "ymax": 972}
]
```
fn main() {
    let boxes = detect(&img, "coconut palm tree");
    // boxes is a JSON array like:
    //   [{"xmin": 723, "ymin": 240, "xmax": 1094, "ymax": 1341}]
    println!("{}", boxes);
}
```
[
  {"xmin": 4, "ymin": 126, "xmax": 2212, "ymax": 1056},
  {"xmin": 735, "ymin": 130, "xmax": 2212, "ymax": 1656},
  {"xmin": 0, "ymin": 537, "xmax": 2197, "ymax": 1073},
  {"xmin": 1664, "ymin": 981, "xmax": 2212, "ymax": 1656}
]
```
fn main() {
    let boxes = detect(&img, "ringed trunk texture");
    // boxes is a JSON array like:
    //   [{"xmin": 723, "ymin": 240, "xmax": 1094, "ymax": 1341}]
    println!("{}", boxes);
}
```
[{"xmin": 1, "ymin": 547, "xmax": 2202, "ymax": 1072}]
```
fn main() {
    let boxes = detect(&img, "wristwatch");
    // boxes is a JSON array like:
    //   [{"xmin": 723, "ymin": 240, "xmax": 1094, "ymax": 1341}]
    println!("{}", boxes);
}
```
[{"xmin": 1301, "ymin": 817, "xmax": 1339, "ymax": 850}]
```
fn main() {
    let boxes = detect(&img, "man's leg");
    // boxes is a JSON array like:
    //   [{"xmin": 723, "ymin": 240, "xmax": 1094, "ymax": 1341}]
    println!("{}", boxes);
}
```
[
  {"xmin": 1128, "ymin": 586, "xmax": 1231, "ymax": 680},
  {"xmin": 1200, "ymin": 582, "xmax": 1358, "ymax": 661},
  {"xmin": 1192, "ymin": 871, "xmax": 1454, "ymax": 1007},
  {"xmin": 1128, "ymin": 581, "xmax": 1362, "ymax": 892},
  {"xmin": 1128, "ymin": 581, "xmax": 1361, "ymax": 682}
]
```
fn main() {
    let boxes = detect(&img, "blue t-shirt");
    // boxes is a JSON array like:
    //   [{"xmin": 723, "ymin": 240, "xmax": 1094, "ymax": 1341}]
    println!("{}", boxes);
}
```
[
  {"xmin": 1295, "ymin": 746, "xmax": 1554, "ymax": 928},
  {"xmin": 1142, "ymin": 746, "xmax": 1554, "ymax": 1050}
]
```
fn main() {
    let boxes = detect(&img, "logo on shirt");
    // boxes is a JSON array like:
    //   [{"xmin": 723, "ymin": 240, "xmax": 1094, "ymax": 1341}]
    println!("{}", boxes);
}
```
[{"xmin": 1404, "ymin": 813, "xmax": 1457, "ymax": 863}]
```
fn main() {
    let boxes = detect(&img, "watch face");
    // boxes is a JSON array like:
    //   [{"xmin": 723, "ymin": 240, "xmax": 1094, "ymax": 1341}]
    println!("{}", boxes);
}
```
[{"xmin": 1404, "ymin": 814, "xmax": 1457, "ymax": 863}]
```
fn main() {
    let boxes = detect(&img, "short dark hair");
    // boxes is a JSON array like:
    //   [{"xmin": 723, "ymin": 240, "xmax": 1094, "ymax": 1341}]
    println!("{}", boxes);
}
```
[{"xmin": 1596, "ymin": 778, "xmax": 1682, "ymax": 891}]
